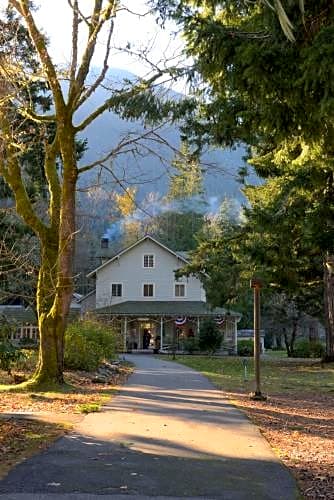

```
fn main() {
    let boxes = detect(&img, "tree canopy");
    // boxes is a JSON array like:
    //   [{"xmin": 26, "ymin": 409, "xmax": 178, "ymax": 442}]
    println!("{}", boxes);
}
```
[
  {"xmin": 153, "ymin": 0, "xmax": 334, "ymax": 358},
  {"xmin": 0, "ymin": 0, "xmax": 184, "ymax": 387}
]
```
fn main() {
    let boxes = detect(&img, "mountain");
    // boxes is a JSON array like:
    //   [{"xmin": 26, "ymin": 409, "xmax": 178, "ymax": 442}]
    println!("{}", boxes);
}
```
[{"xmin": 75, "ymin": 69, "xmax": 255, "ymax": 206}]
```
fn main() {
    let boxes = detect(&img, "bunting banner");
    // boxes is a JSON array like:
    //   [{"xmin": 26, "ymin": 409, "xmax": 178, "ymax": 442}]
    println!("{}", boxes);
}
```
[
  {"xmin": 215, "ymin": 315, "xmax": 225, "ymax": 326},
  {"xmin": 175, "ymin": 316, "xmax": 187, "ymax": 326}
]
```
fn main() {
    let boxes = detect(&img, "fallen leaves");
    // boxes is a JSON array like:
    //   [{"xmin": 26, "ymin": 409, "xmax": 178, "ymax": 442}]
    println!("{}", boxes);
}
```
[
  {"xmin": 0, "ymin": 365, "xmax": 132, "ymax": 415},
  {"xmin": 0, "ymin": 418, "xmax": 64, "ymax": 479},
  {"xmin": 225, "ymin": 390, "xmax": 334, "ymax": 500},
  {"xmin": 0, "ymin": 363, "xmax": 133, "ymax": 479}
]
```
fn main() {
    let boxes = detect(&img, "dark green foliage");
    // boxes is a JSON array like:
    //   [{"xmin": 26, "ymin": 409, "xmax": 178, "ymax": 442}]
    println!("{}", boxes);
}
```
[
  {"xmin": 150, "ymin": 141, "xmax": 206, "ymax": 252},
  {"xmin": 177, "ymin": 200, "xmax": 250, "ymax": 308},
  {"xmin": 153, "ymin": 0, "xmax": 334, "ymax": 357},
  {"xmin": 153, "ymin": 210, "xmax": 205, "ymax": 252},
  {"xmin": 0, "ymin": 341, "xmax": 25, "ymax": 375},
  {"xmin": 198, "ymin": 319, "xmax": 223, "ymax": 354},
  {"xmin": 182, "ymin": 336, "xmax": 198, "ymax": 354},
  {"xmin": 292, "ymin": 340, "xmax": 325, "ymax": 359},
  {"xmin": 0, "ymin": 318, "xmax": 25, "ymax": 375},
  {"xmin": 64, "ymin": 320, "xmax": 117, "ymax": 371},
  {"xmin": 237, "ymin": 339, "xmax": 254, "ymax": 357}
]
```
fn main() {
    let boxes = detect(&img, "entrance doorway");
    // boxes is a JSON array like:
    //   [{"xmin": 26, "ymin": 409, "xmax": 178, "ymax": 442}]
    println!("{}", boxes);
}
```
[{"xmin": 140, "ymin": 321, "xmax": 156, "ymax": 350}]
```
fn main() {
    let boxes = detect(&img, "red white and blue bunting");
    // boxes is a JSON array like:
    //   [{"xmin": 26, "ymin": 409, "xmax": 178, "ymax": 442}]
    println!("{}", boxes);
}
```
[
  {"xmin": 175, "ymin": 316, "xmax": 187, "ymax": 326},
  {"xmin": 215, "ymin": 315, "xmax": 225, "ymax": 326}
]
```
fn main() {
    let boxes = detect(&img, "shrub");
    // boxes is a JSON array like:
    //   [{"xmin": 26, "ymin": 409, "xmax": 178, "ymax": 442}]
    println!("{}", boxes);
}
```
[
  {"xmin": 310, "ymin": 341, "xmax": 325, "ymax": 358},
  {"xmin": 64, "ymin": 320, "xmax": 117, "ymax": 371},
  {"xmin": 182, "ymin": 337, "xmax": 199, "ymax": 354},
  {"xmin": 13, "ymin": 349, "xmax": 38, "ymax": 372},
  {"xmin": 237, "ymin": 339, "xmax": 254, "ymax": 357},
  {"xmin": 292, "ymin": 339, "xmax": 325, "ymax": 358},
  {"xmin": 0, "ymin": 340, "xmax": 26, "ymax": 375},
  {"xmin": 198, "ymin": 319, "xmax": 223, "ymax": 354}
]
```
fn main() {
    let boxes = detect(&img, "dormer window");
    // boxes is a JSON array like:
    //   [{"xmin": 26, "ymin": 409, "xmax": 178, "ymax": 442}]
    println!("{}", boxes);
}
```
[{"xmin": 143, "ymin": 254, "xmax": 154, "ymax": 268}]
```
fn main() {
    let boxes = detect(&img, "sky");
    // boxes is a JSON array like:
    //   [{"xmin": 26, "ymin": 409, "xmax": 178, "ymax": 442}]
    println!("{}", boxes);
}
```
[{"xmin": 1, "ymin": 0, "xmax": 185, "ymax": 87}]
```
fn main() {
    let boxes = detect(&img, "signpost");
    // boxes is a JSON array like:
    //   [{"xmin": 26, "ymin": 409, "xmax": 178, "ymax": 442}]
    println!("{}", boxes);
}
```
[{"xmin": 250, "ymin": 278, "xmax": 266, "ymax": 401}]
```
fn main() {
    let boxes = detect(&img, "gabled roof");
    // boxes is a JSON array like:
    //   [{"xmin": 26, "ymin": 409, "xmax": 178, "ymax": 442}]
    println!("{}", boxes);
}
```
[{"xmin": 87, "ymin": 235, "xmax": 190, "ymax": 278}]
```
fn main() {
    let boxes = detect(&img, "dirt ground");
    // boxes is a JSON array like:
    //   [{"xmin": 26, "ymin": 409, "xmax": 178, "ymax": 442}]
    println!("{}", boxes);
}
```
[
  {"xmin": 0, "ymin": 365, "xmax": 133, "ymax": 478},
  {"xmin": 227, "ymin": 390, "xmax": 334, "ymax": 500}
]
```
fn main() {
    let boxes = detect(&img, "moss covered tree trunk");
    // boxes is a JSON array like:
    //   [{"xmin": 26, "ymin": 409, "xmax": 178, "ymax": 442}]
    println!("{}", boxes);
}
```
[
  {"xmin": 31, "ymin": 125, "xmax": 77, "ymax": 386},
  {"xmin": 2, "ymin": 0, "xmax": 152, "ymax": 388}
]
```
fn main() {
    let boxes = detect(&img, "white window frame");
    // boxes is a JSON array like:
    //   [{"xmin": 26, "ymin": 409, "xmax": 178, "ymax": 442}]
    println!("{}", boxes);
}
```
[
  {"xmin": 111, "ymin": 283, "xmax": 123, "ymax": 297},
  {"xmin": 143, "ymin": 253, "xmax": 155, "ymax": 268},
  {"xmin": 174, "ymin": 282, "xmax": 186, "ymax": 298},
  {"xmin": 142, "ymin": 283, "xmax": 155, "ymax": 298}
]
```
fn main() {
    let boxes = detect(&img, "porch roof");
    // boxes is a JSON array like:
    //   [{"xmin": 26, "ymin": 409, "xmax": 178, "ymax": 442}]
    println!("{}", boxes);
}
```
[
  {"xmin": 0, "ymin": 306, "xmax": 37, "ymax": 324},
  {"xmin": 93, "ymin": 301, "xmax": 241, "ymax": 318}
]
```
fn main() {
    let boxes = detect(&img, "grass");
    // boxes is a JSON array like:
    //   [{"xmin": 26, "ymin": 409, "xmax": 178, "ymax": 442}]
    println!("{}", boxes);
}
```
[
  {"xmin": 160, "ymin": 354, "xmax": 334, "ymax": 500},
  {"xmin": 161, "ymin": 355, "xmax": 334, "ymax": 394},
  {"xmin": 264, "ymin": 350, "xmax": 287, "ymax": 358},
  {"xmin": 76, "ymin": 402, "xmax": 101, "ymax": 414}
]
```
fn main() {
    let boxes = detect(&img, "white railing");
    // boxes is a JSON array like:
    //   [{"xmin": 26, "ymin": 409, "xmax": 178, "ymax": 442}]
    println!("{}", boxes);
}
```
[{"xmin": 10, "ymin": 324, "xmax": 39, "ymax": 342}]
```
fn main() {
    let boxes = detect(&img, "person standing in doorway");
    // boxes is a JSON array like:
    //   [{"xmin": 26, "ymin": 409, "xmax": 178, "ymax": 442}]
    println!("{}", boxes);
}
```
[{"xmin": 143, "ymin": 329, "xmax": 151, "ymax": 349}]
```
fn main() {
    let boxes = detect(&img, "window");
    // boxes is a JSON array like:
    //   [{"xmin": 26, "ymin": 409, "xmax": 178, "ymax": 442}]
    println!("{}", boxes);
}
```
[
  {"xmin": 111, "ymin": 283, "xmax": 122, "ymax": 297},
  {"xmin": 143, "ymin": 283, "xmax": 154, "ymax": 297},
  {"xmin": 143, "ymin": 254, "xmax": 154, "ymax": 268},
  {"xmin": 175, "ymin": 283, "xmax": 186, "ymax": 297}
]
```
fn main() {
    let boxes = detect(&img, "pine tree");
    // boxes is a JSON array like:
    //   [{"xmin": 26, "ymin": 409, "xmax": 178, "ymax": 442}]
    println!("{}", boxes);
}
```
[{"xmin": 152, "ymin": 0, "xmax": 334, "ymax": 359}]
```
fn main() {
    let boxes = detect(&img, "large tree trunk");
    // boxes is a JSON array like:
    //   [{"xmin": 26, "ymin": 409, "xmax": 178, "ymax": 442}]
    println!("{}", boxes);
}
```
[
  {"xmin": 29, "ymin": 129, "xmax": 77, "ymax": 388},
  {"xmin": 28, "ymin": 239, "xmax": 69, "ymax": 387},
  {"xmin": 283, "ymin": 317, "xmax": 298, "ymax": 357},
  {"xmin": 33, "ymin": 314, "xmax": 65, "ymax": 385},
  {"xmin": 324, "ymin": 254, "xmax": 334, "ymax": 361}
]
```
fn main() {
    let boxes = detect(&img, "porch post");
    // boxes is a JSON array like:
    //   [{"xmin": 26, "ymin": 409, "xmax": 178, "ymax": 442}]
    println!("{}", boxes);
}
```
[
  {"xmin": 123, "ymin": 317, "xmax": 127, "ymax": 352},
  {"xmin": 160, "ymin": 316, "xmax": 164, "ymax": 350},
  {"xmin": 197, "ymin": 316, "xmax": 200, "ymax": 336}
]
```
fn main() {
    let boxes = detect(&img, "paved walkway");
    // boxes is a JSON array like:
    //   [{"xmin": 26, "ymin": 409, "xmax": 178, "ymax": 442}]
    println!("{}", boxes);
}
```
[{"xmin": 0, "ymin": 355, "xmax": 298, "ymax": 499}]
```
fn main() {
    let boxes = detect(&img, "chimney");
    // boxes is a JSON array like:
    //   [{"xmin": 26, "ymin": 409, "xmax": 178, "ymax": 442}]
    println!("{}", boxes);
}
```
[{"xmin": 101, "ymin": 237, "xmax": 109, "ymax": 249}]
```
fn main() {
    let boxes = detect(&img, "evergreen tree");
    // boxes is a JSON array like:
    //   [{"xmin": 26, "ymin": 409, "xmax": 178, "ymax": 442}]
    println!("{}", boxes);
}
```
[
  {"xmin": 198, "ymin": 318, "xmax": 223, "ymax": 355},
  {"xmin": 167, "ymin": 141, "xmax": 204, "ymax": 202},
  {"xmin": 152, "ymin": 1, "xmax": 334, "ymax": 359}
]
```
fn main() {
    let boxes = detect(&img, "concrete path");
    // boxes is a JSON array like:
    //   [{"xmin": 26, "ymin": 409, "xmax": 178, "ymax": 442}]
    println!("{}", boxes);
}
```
[{"xmin": 0, "ymin": 355, "xmax": 298, "ymax": 499}]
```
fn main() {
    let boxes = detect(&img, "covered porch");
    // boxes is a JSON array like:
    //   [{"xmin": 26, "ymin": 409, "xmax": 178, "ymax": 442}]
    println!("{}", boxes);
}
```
[{"xmin": 92, "ymin": 301, "xmax": 241, "ymax": 354}]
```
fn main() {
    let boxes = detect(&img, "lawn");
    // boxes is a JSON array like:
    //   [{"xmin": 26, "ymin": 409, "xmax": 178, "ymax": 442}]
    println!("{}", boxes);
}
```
[
  {"xmin": 164, "ymin": 354, "xmax": 334, "ymax": 500},
  {"xmin": 166, "ymin": 354, "xmax": 334, "ymax": 394}
]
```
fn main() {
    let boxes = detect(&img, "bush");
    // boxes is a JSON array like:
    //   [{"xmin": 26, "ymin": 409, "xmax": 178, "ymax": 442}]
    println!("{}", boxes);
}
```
[
  {"xmin": 0, "ymin": 340, "xmax": 26, "ymax": 375},
  {"xmin": 292, "ymin": 339, "xmax": 325, "ymax": 358},
  {"xmin": 198, "ymin": 319, "xmax": 223, "ymax": 354},
  {"xmin": 182, "ymin": 337, "xmax": 199, "ymax": 354},
  {"xmin": 237, "ymin": 339, "xmax": 254, "ymax": 357},
  {"xmin": 64, "ymin": 320, "xmax": 117, "ymax": 371},
  {"xmin": 14, "ymin": 349, "xmax": 38, "ymax": 372}
]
